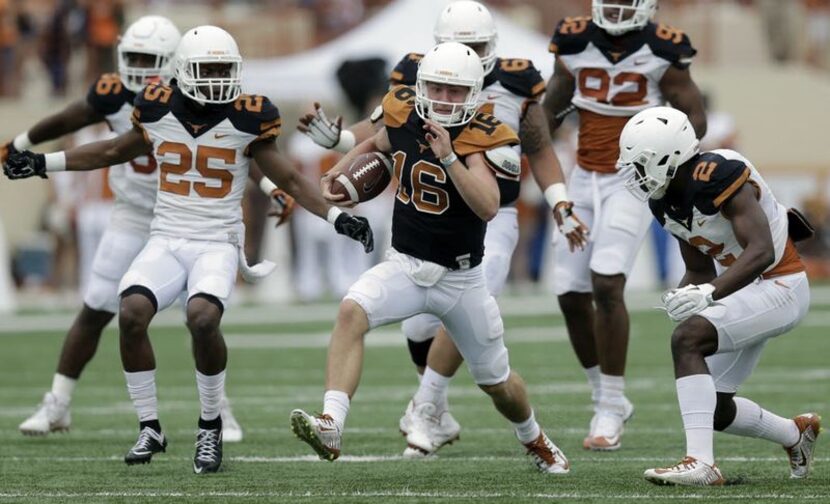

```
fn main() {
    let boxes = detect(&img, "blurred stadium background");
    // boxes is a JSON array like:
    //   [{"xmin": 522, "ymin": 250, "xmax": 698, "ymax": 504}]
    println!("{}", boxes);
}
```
[{"xmin": 0, "ymin": 0, "xmax": 829, "ymax": 310}]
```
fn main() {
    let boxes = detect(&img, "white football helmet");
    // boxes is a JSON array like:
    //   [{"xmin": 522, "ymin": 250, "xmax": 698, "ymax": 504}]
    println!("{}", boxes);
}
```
[
  {"xmin": 592, "ymin": 0, "xmax": 657, "ymax": 36},
  {"xmin": 618, "ymin": 106, "xmax": 699, "ymax": 201},
  {"xmin": 174, "ymin": 26, "xmax": 242, "ymax": 105},
  {"xmin": 117, "ymin": 16, "xmax": 181, "ymax": 93},
  {"xmin": 434, "ymin": 1, "xmax": 498, "ymax": 75},
  {"xmin": 415, "ymin": 42, "xmax": 483, "ymax": 127}
]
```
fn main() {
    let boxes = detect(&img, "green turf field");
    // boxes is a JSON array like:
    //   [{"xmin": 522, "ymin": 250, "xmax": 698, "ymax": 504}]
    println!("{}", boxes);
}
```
[{"xmin": 0, "ymin": 294, "xmax": 828, "ymax": 503}]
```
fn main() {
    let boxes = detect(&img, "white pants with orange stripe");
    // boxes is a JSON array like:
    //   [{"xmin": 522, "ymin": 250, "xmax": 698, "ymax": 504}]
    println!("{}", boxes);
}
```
[
  {"xmin": 701, "ymin": 271, "xmax": 810, "ymax": 393},
  {"xmin": 553, "ymin": 166, "xmax": 652, "ymax": 294}
]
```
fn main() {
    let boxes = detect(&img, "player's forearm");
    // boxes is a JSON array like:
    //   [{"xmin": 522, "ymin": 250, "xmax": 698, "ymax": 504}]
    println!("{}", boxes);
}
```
[
  {"xmin": 709, "ymin": 245, "xmax": 775, "ymax": 300},
  {"xmin": 447, "ymin": 162, "xmax": 498, "ymax": 221},
  {"xmin": 527, "ymin": 145, "xmax": 565, "ymax": 191},
  {"xmin": 63, "ymin": 139, "xmax": 136, "ymax": 171},
  {"xmin": 277, "ymin": 170, "xmax": 330, "ymax": 219},
  {"xmin": 347, "ymin": 118, "xmax": 379, "ymax": 145},
  {"xmin": 27, "ymin": 102, "xmax": 101, "ymax": 145}
]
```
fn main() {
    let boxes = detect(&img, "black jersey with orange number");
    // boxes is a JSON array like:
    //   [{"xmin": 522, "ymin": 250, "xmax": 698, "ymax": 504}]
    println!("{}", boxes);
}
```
[
  {"xmin": 86, "ymin": 73, "xmax": 137, "ymax": 116},
  {"xmin": 383, "ymin": 85, "xmax": 519, "ymax": 270}
]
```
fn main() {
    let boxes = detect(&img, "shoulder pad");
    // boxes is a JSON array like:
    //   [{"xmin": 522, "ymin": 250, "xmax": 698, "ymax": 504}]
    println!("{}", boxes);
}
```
[
  {"xmin": 86, "ymin": 73, "xmax": 135, "ymax": 116},
  {"xmin": 390, "ymin": 53, "xmax": 422, "ymax": 86},
  {"xmin": 484, "ymin": 145, "xmax": 521, "ymax": 179},
  {"xmin": 382, "ymin": 85, "xmax": 416, "ymax": 129},
  {"xmin": 494, "ymin": 58, "xmax": 546, "ymax": 98},
  {"xmin": 643, "ymin": 22, "xmax": 696, "ymax": 69},
  {"xmin": 453, "ymin": 112, "xmax": 519, "ymax": 157},
  {"xmin": 130, "ymin": 83, "xmax": 173, "ymax": 126},
  {"xmin": 691, "ymin": 152, "xmax": 750, "ymax": 214},
  {"xmin": 226, "ymin": 95, "xmax": 281, "ymax": 156},
  {"xmin": 549, "ymin": 17, "xmax": 595, "ymax": 56}
]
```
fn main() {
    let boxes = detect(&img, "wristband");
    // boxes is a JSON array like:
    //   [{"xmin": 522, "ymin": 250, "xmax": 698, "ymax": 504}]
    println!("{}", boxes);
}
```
[
  {"xmin": 327, "ymin": 206, "xmax": 344, "ymax": 224},
  {"xmin": 259, "ymin": 176, "xmax": 278, "ymax": 195},
  {"xmin": 45, "ymin": 152, "xmax": 67, "ymax": 172},
  {"xmin": 440, "ymin": 152, "xmax": 458, "ymax": 169},
  {"xmin": 13, "ymin": 132, "xmax": 32, "ymax": 150},
  {"xmin": 333, "ymin": 130, "xmax": 356, "ymax": 154},
  {"xmin": 544, "ymin": 183, "xmax": 569, "ymax": 209}
]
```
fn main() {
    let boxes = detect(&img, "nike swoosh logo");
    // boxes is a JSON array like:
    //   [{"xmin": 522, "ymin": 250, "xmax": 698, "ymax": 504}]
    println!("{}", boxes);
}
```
[
  {"xmin": 215, "ymin": 133, "xmax": 229, "ymax": 139},
  {"xmin": 132, "ymin": 450, "xmax": 151, "ymax": 456},
  {"xmin": 193, "ymin": 464, "xmax": 204, "ymax": 474},
  {"xmin": 697, "ymin": 220, "xmax": 706, "ymax": 227},
  {"xmin": 486, "ymin": 94, "xmax": 499, "ymax": 100}
]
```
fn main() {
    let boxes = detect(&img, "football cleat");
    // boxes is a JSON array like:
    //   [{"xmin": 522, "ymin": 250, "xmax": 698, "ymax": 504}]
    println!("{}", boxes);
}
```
[
  {"xmin": 290, "ymin": 409, "xmax": 341, "ymax": 461},
  {"xmin": 785, "ymin": 413, "xmax": 821, "ymax": 479},
  {"xmin": 124, "ymin": 426, "xmax": 167, "ymax": 465},
  {"xmin": 584, "ymin": 396, "xmax": 634, "ymax": 450},
  {"xmin": 523, "ymin": 431, "xmax": 570, "ymax": 474},
  {"xmin": 399, "ymin": 399, "xmax": 414, "ymax": 435},
  {"xmin": 644, "ymin": 456, "xmax": 725, "ymax": 486},
  {"xmin": 193, "ymin": 427, "xmax": 223, "ymax": 474},
  {"xmin": 19, "ymin": 392, "xmax": 71, "ymax": 436},
  {"xmin": 403, "ymin": 401, "xmax": 460, "ymax": 458},
  {"xmin": 219, "ymin": 396, "xmax": 243, "ymax": 443}
]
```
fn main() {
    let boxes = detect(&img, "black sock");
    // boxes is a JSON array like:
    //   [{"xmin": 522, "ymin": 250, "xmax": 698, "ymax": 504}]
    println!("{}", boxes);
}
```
[
  {"xmin": 199, "ymin": 416, "xmax": 222, "ymax": 430},
  {"xmin": 140, "ymin": 419, "xmax": 162, "ymax": 434}
]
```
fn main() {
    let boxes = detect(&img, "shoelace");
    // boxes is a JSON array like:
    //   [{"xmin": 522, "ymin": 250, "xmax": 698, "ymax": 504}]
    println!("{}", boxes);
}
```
[
  {"xmin": 668, "ymin": 457, "xmax": 698, "ymax": 471},
  {"xmin": 195, "ymin": 429, "xmax": 220, "ymax": 462},
  {"xmin": 525, "ymin": 437, "xmax": 557, "ymax": 466},
  {"xmin": 133, "ymin": 428, "xmax": 159, "ymax": 451}
]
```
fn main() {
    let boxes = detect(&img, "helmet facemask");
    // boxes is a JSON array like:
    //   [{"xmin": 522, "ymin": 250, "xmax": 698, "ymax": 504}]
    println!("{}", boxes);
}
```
[
  {"xmin": 592, "ymin": 0, "xmax": 657, "ymax": 36},
  {"xmin": 621, "ymin": 149, "xmax": 677, "ymax": 201},
  {"xmin": 415, "ymin": 77, "xmax": 481, "ymax": 127},
  {"xmin": 118, "ymin": 50, "xmax": 172, "ymax": 93},
  {"xmin": 177, "ymin": 57, "xmax": 242, "ymax": 105}
]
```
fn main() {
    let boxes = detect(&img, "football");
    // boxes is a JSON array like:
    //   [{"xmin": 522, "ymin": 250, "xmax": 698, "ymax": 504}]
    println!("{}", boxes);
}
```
[{"xmin": 331, "ymin": 152, "xmax": 393, "ymax": 204}]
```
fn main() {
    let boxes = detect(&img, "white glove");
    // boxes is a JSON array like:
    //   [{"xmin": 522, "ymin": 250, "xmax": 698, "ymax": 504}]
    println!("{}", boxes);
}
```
[
  {"xmin": 298, "ymin": 103, "xmax": 343, "ymax": 149},
  {"xmin": 661, "ymin": 283, "xmax": 716, "ymax": 322}
]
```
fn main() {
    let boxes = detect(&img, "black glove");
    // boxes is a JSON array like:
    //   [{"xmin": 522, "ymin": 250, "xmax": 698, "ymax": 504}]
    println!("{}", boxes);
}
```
[
  {"xmin": 334, "ymin": 213, "xmax": 374, "ymax": 253},
  {"xmin": 4, "ymin": 150, "xmax": 47, "ymax": 180},
  {"xmin": 0, "ymin": 141, "xmax": 19, "ymax": 164}
]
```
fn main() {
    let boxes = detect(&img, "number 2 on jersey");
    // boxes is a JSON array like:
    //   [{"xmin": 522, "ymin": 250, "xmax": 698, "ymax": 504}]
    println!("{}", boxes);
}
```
[
  {"xmin": 392, "ymin": 151, "xmax": 449, "ymax": 215},
  {"xmin": 157, "ymin": 141, "xmax": 235, "ymax": 198}
]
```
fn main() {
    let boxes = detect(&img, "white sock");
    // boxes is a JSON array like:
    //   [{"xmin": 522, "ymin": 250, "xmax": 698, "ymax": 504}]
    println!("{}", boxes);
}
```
[
  {"xmin": 598, "ymin": 373, "xmax": 625, "ymax": 415},
  {"xmin": 323, "ymin": 390, "xmax": 350, "ymax": 431},
  {"xmin": 513, "ymin": 410, "xmax": 541, "ymax": 444},
  {"xmin": 196, "ymin": 370, "xmax": 226, "ymax": 421},
  {"xmin": 124, "ymin": 370, "xmax": 158, "ymax": 422},
  {"xmin": 413, "ymin": 366, "xmax": 451, "ymax": 410},
  {"xmin": 676, "ymin": 374, "xmax": 716, "ymax": 466},
  {"xmin": 584, "ymin": 365, "xmax": 601, "ymax": 406},
  {"xmin": 724, "ymin": 397, "xmax": 800, "ymax": 447},
  {"xmin": 51, "ymin": 374, "xmax": 76, "ymax": 403}
]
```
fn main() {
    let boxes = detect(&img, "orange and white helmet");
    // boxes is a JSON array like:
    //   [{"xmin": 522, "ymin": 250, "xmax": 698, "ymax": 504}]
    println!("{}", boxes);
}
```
[
  {"xmin": 117, "ymin": 16, "xmax": 181, "ymax": 93},
  {"xmin": 174, "ymin": 26, "xmax": 242, "ymax": 104},
  {"xmin": 592, "ymin": 0, "xmax": 657, "ymax": 36},
  {"xmin": 415, "ymin": 42, "xmax": 483, "ymax": 128},
  {"xmin": 618, "ymin": 106, "xmax": 699, "ymax": 201},
  {"xmin": 433, "ymin": 1, "xmax": 498, "ymax": 75}
]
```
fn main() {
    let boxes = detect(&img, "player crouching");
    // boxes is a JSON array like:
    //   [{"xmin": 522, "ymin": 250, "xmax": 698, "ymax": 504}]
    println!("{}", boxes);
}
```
[{"xmin": 618, "ymin": 107, "xmax": 820, "ymax": 486}]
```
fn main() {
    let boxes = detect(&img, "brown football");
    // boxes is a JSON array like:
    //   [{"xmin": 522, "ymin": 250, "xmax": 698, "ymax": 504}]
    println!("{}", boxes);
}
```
[{"xmin": 330, "ymin": 152, "xmax": 393, "ymax": 204}]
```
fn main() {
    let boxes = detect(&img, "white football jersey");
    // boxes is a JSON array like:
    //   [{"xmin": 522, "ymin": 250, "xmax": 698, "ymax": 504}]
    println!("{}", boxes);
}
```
[
  {"xmin": 132, "ymin": 84, "xmax": 281, "ymax": 242},
  {"xmin": 651, "ymin": 149, "xmax": 804, "ymax": 278},
  {"xmin": 549, "ymin": 18, "xmax": 696, "ymax": 173},
  {"xmin": 86, "ymin": 74, "xmax": 158, "ymax": 210},
  {"xmin": 389, "ymin": 54, "xmax": 545, "ymax": 206}
]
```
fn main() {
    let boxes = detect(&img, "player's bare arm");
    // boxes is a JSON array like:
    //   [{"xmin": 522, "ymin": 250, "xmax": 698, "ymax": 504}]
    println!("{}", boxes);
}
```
[
  {"xmin": 542, "ymin": 59, "xmax": 576, "ymax": 135},
  {"xmin": 250, "ymin": 139, "xmax": 330, "ymax": 220},
  {"xmin": 708, "ymin": 184, "xmax": 776, "ymax": 300},
  {"xmin": 423, "ymin": 119, "xmax": 498, "ymax": 221},
  {"xmin": 521, "ymin": 101, "xmax": 589, "ymax": 251},
  {"xmin": 4, "ymin": 127, "xmax": 150, "ymax": 179},
  {"xmin": 659, "ymin": 66, "xmax": 707, "ymax": 139},
  {"xmin": 676, "ymin": 238, "xmax": 717, "ymax": 288}
]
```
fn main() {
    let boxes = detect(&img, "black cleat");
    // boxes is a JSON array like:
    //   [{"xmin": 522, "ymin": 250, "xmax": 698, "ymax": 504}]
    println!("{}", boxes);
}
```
[
  {"xmin": 193, "ymin": 426, "xmax": 223, "ymax": 474},
  {"xmin": 124, "ymin": 426, "xmax": 167, "ymax": 465}
]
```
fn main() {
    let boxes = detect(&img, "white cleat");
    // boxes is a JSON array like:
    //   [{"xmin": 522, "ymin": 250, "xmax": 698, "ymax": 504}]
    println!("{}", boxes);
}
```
[
  {"xmin": 584, "ymin": 396, "xmax": 634, "ymax": 450},
  {"xmin": 403, "ymin": 401, "xmax": 461, "ymax": 458},
  {"xmin": 644, "ymin": 456, "xmax": 725, "ymax": 486},
  {"xmin": 19, "ymin": 392, "xmax": 71, "ymax": 436},
  {"xmin": 786, "ymin": 413, "xmax": 821, "ymax": 479},
  {"xmin": 523, "ymin": 431, "xmax": 570, "ymax": 474},
  {"xmin": 290, "ymin": 409, "xmax": 341, "ymax": 461},
  {"xmin": 219, "ymin": 396, "xmax": 243, "ymax": 443},
  {"xmin": 399, "ymin": 399, "xmax": 414, "ymax": 436}
]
